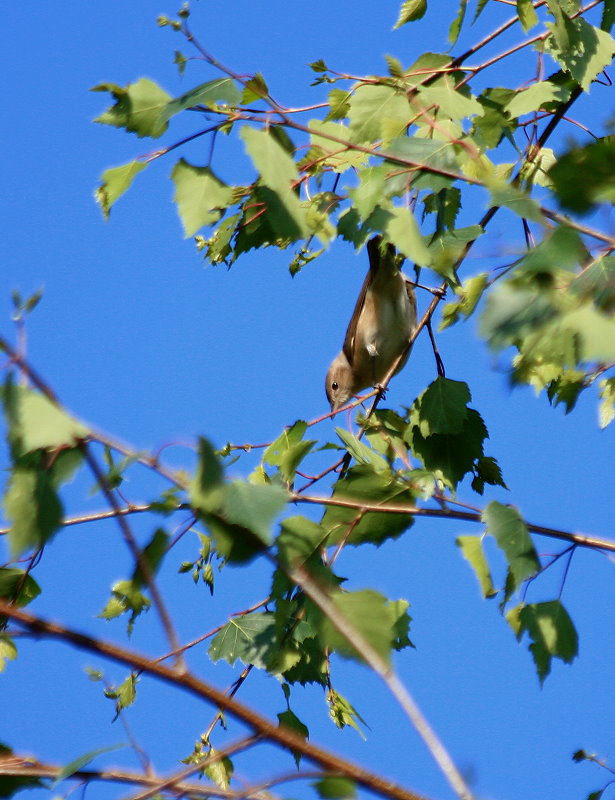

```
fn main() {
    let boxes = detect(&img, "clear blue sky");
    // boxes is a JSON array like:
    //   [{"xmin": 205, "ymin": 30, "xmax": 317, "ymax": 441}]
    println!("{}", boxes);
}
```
[{"xmin": 1, "ymin": 3, "xmax": 614, "ymax": 800}]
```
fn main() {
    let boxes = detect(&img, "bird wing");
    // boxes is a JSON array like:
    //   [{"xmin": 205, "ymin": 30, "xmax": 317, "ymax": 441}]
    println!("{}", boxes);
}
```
[{"xmin": 341, "ymin": 236, "xmax": 398, "ymax": 363}]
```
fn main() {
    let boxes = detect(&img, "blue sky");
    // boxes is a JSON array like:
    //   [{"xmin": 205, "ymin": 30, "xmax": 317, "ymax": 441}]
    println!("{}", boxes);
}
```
[{"xmin": 1, "ymin": 3, "xmax": 614, "ymax": 800}]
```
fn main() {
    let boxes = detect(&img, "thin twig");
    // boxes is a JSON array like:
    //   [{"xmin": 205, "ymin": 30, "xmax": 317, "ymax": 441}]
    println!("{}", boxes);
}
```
[{"xmin": 0, "ymin": 601, "xmax": 433, "ymax": 800}]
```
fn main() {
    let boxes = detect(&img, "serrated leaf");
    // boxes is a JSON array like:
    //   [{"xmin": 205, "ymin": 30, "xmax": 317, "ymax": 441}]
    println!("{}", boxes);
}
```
[
  {"xmin": 204, "ymin": 749, "xmax": 234, "ymax": 790},
  {"xmin": 348, "ymin": 84, "xmax": 410, "ymax": 144},
  {"xmin": 513, "ymin": 600, "xmax": 578, "ymax": 683},
  {"xmin": 482, "ymin": 501, "xmax": 540, "ymax": 588},
  {"xmin": 94, "ymin": 160, "xmax": 147, "ymax": 219},
  {"xmin": 544, "ymin": 17, "xmax": 615, "ymax": 92},
  {"xmin": 263, "ymin": 420, "xmax": 316, "ymax": 481},
  {"xmin": 456, "ymin": 535, "xmax": 497, "ymax": 597},
  {"xmin": 393, "ymin": 0, "xmax": 427, "ymax": 29},
  {"xmin": 318, "ymin": 589, "xmax": 398, "ymax": 664},
  {"xmin": 208, "ymin": 612, "xmax": 276, "ymax": 668},
  {"xmin": 321, "ymin": 465, "xmax": 414, "ymax": 547},
  {"xmin": 158, "ymin": 78, "xmax": 241, "ymax": 125},
  {"xmin": 327, "ymin": 688, "xmax": 368, "ymax": 737},
  {"xmin": 241, "ymin": 73, "xmax": 269, "ymax": 103},
  {"xmin": 93, "ymin": 78, "xmax": 172, "ymax": 138},
  {"xmin": 449, "ymin": 0, "xmax": 468, "ymax": 44},
  {"xmin": 171, "ymin": 159, "xmax": 234, "ymax": 237},
  {"xmin": 506, "ymin": 81, "xmax": 571, "ymax": 118},
  {"xmin": 416, "ymin": 79, "xmax": 482, "ymax": 121},
  {"xmin": 440, "ymin": 272, "xmax": 488, "ymax": 330},
  {"xmin": 103, "ymin": 673, "xmax": 139, "ymax": 717},
  {"xmin": 415, "ymin": 377, "xmax": 470, "ymax": 436}
]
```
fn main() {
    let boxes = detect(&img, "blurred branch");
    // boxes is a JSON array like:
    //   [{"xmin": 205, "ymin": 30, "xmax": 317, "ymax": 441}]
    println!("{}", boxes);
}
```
[
  {"xmin": 0, "ymin": 600, "xmax": 434, "ymax": 800},
  {"xmin": 292, "ymin": 493, "xmax": 615, "ymax": 553}
]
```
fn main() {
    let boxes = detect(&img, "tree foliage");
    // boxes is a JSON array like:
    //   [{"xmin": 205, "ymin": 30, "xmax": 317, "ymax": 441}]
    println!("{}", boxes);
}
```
[{"xmin": 2, "ymin": 3, "xmax": 615, "ymax": 800}]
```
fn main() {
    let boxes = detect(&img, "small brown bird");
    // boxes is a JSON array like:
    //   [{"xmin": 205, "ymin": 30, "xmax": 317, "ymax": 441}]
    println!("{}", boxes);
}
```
[{"xmin": 325, "ymin": 236, "xmax": 417, "ymax": 412}]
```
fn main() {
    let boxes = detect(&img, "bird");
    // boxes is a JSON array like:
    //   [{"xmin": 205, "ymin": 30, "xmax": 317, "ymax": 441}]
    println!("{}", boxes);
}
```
[{"xmin": 325, "ymin": 236, "xmax": 417, "ymax": 412}]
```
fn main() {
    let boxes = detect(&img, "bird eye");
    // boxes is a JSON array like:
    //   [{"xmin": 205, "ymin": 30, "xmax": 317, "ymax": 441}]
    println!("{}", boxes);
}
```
[{"xmin": 331, "ymin": 382, "xmax": 338, "ymax": 391}]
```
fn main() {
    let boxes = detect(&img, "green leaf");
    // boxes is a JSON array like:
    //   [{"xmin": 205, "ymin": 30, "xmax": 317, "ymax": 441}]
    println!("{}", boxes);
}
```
[
  {"xmin": 449, "ymin": 0, "xmax": 468, "ymax": 44},
  {"xmin": 567, "ymin": 306, "xmax": 615, "ymax": 361},
  {"xmin": 378, "ymin": 205, "xmax": 433, "ymax": 266},
  {"xmin": 171, "ymin": 159, "xmax": 235, "ymax": 237},
  {"xmin": 456, "ymin": 535, "xmax": 497, "ymax": 598},
  {"xmin": 131, "ymin": 528, "xmax": 169, "ymax": 588},
  {"xmin": 94, "ymin": 160, "xmax": 147, "ymax": 219},
  {"xmin": 598, "ymin": 377, "xmax": 615, "ymax": 428},
  {"xmin": 488, "ymin": 181, "xmax": 543, "ymax": 222},
  {"xmin": 4, "ymin": 466, "xmax": 63, "ymax": 557},
  {"xmin": 348, "ymin": 84, "xmax": 410, "ymax": 144},
  {"xmin": 0, "ymin": 636, "xmax": 17, "ymax": 672},
  {"xmin": 544, "ymin": 17, "xmax": 615, "ymax": 92},
  {"xmin": 3, "ymin": 383, "xmax": 88, "ymax": 456},
  {"xmin": 103, "ymin": 673, "xmax": 139, "ymax": 717},
  {"xmin": 473, "ymin": 0, "xmax": 492, "ymax": 21},
  {"xmin": 53, "ymin": 745, "xmax": 127, "ymax": 786},
  {"xmin": 335, "ymin": 429, "xmax": 389, "ymax": 471},
  {"xmin": 602, "ymin": 0, "xmax": 615, "ymax": 31},
  {"xmin": 482, "ymin": 501, "xmax": 540, "ymax": 588},
  {"xmin": 221, "ymin": 481, "xmax": 287, "ymax": 544},
  {"xmin": 321, "ymin": 465, "xmax": 414, "ymax": 547},
  {"xmin": 326, "ymin": 88, "xmax": 352, "ymax": 121},
  {"xmin": 240, "ymin": 127, "xmax": 309, "ymax": 237},
  {"xmin": 407, "ymin": 380, "xmax": 496, "ymax": 490},
  {"xmin": 0, "ymin": 568, "xmax": 41, "ymax": 607},
  {"xmin": 278, "ymin": 709, "xmax": 309, "ymax": 766},
  {"xmin": 393, "ymin": 0, "xmax": 427, "ymax": 29},
  {"xmin": 416, "ymin": 79, "xmax": 482, "ymax": 121},
  {"xmin": 190, "ymin": 436, "xmax": 224, "ymax": 513},
  {"xmin": 158, "ymin": 78, "xmax": 241, "ymax": 125},
  {"xmin": 92, "ymin": 78, "xmax": 172, "ymax": 138},
  {"xmin": 571, "ymin": 255, "xmax": 615, "ymax": 314},
  {"xmin": 318, "ymin": 589, "xmax": 400, "ymax": 664},
  {"xmin": 277, "ymin": 515, "xmax": 330, "ymax": 569},
  {"xmin": 440, "ymin": 273, "xmax": 489, "ymax": 330},
  {"xmin": 510, "ymin": 600, "xmax": 578, "ymax": 683},
  {"xmin": 263, "ymin": 420, "xmax": 316, "ymax": 482},
  {"xmin": 389, "ymin": 598, "xmax": 414, "ymax": 650},
  {"xmin": 550, "ymin": 136, "xmax": 615, "ymax": 213},
  {"xmin": 506, "ymin": 80, "xmax": 571, "ymax": 118},
  {"xmin": 385, "ymin": 136, "xmax": 459, "ymax": 188},
  {"xmin": 241, "ymin": 73, "xmax": 269, "ymax": 103},
  {"xmin": 98, "ymin": 581, "xmax": 151, "ymax": 634},
  {"xmin": 313, "ymin": 777, "xmax": 357, "ymax": 800},
  {"xmin": 208, "ymin": 612, "xmax": 276, "ymax": 668},
  {"xmin": 517, "ymin": 0, "xmax": 539, "ymax": 31},
  {"xmin": 204, "ymin": 748, "xmax": 234, "ymax": 790},
  {"xmin": 415, "ymin": 377, "xmax": 470, "ymax": 436}
]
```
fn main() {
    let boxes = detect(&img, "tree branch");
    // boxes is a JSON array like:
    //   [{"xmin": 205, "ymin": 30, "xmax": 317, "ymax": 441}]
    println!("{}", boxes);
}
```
[{"xmin": 0, "ymin": 601, "xmax": 434, "ymax": 800}]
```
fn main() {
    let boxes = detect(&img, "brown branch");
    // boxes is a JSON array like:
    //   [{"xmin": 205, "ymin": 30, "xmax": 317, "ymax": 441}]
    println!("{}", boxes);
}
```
[
  {"xmin": 291, "ymin": 493, "xmax": 615, "ymax": 553},
  {"xmin": 0, "ymin": 601, "xmax": 433, "ymax": 800},
  {"xmin": 0, "ymin": 757, "xmax": 234, "ymax": 799}
]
